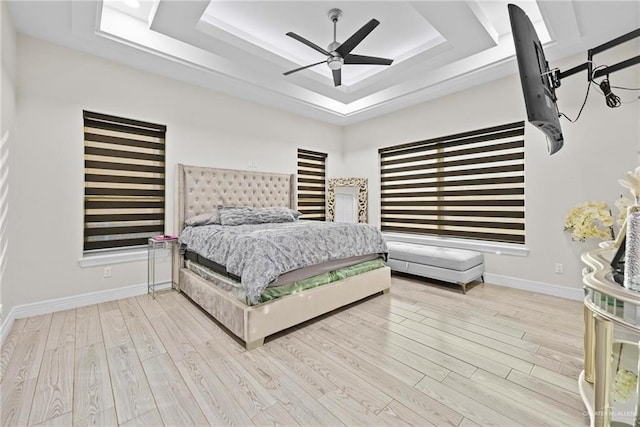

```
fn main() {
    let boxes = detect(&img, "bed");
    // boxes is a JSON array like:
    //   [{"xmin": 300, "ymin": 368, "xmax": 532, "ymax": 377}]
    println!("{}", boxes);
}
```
[{"xmin": 174, "ymin": 164, "xmax": 391, "ymax": 349}]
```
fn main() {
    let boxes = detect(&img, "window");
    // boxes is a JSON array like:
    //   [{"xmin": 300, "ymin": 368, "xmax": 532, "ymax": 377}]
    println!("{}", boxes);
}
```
[
  {"xmin": 83, "ymin": 111, "xmax": 166, "ymax": 252},
  {"xmin": 379, "ymin": 121, "xmax": 525, "ymax": 244},
  {"xmin": 297, "ymin": 148, "xmax": 327, "ymax": 221}
]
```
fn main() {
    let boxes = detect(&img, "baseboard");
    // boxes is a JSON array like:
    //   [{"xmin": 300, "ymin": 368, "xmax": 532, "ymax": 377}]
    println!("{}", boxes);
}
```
[
  {"xmin": 0, "ymin": 273, "xmax": 583, "ymax": 346},
  {"xmin": 0, "ymin": 306, "xmax": 17, "ymax": 347},
  {"xmin": 0, "ymin": 282, "xmax": 172, "ymax": 346},
  {"xmin": 483, "ymin": 273, "xmax": 583, "ymax": 301}
]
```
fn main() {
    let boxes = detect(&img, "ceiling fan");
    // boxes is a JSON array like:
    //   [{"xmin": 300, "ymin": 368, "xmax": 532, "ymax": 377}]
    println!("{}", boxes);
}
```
[{"xmin": 284, "ymin": 8, "xmax": 393, "ymax": 87}]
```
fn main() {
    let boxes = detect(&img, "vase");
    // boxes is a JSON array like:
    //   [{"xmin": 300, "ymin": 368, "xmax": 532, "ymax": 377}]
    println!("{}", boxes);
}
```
[{"xmin": 624, "ymin": 203, "xmax": 640, "ymax": 291}]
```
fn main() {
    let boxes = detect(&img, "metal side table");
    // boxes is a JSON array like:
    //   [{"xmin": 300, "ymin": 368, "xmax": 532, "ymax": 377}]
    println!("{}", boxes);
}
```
[{"xmin": 147, "ymin": 236, "xmax": 178, "ymax": 298}]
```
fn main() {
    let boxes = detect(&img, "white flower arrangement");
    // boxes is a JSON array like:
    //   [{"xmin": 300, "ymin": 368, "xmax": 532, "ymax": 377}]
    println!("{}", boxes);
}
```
[
  {"xmin": 612, "ymin": 343, "xmax": 638, "ymax": 403},
  {"xmin": 613, "ymin": 368, "xmax": 638, "ymax": 402},
  {"xmin": 615, "ymin": 196, "xmax": 633, "ymax": 226},
  {"xmin": 564, "ymin": 202, "xmax": 614, "ymax": 241},
  {"xmin": 619, "ymin": 166, "xmax": 640, "ymax": 202},
  {"xmin": 564, "ymin": 168, "xmax": 640, "ymax": 242}
]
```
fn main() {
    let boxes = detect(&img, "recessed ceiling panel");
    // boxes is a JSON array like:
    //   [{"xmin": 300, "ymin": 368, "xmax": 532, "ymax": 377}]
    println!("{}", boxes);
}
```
[
  {"xmin": 103, "ymin": 0, "xmax": 155, "ymax": 24},
  {"xmin": 200, "ymin": 1, "xmax": 444, "ymax": 84},
  {"xmin": 474, "ymin": 0, "xmax": 550, "ymax": 41},
  {"xmin": 10, "ymin": 0, "xmax": 636, "ymax": 125}
]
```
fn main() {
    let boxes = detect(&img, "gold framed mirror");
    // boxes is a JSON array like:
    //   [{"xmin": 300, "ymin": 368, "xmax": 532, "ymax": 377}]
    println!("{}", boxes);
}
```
[{"xmin": 326, "ymin": 178, "xmax": 368, "ymax": 223}]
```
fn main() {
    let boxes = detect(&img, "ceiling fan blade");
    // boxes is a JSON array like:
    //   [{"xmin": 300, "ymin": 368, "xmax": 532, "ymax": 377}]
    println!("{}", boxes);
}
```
[
  {"xmin": 344, "ymin": 54, "xmax": 393, "ymax": 66},
  {"xmin": 283, "ymin": 60, "xmax": 327, "ymax": 76},
  {"xmin": 286, "ymin": 32, "xmax": 331, "ymax": 56},
  {"xmin": 335, "ymin": 19, "xmax": 379, "ymax": 57},
  {"xmin": 332, "ymin": 69, "xmax": 342, "ymax": 87}
]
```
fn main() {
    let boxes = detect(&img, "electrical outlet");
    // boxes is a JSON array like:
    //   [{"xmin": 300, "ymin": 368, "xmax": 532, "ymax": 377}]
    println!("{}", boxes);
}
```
[
  {"xmin": 103, "ymin": 266, "xmax": 112, "ymax": 278},
  {"xmin": 554, "ymin": 263, "xmax": 564, "ymax": 274}
]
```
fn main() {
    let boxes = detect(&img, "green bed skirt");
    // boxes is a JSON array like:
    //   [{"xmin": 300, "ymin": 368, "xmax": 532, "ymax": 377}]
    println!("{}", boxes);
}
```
[{"xmin": 186, "ymin": 258, "xmax": 386, "ymax": 306}]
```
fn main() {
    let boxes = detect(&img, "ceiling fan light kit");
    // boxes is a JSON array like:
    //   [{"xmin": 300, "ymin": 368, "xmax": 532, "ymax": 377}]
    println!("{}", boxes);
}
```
[
  {"xmin": 284, "ymin": 8, "xmax": 394, "ymax": 87},
  {"xmin": 327, "ymin": 56, "xmax": 343, "ymax": 70}
]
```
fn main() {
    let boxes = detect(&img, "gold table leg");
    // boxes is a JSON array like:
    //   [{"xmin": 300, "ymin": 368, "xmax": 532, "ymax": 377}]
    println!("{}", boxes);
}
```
[
  {"xmin": 594, "ymin": 313, "xmax": 613, "ymax": 427},
  {"xmin": 584, "ymin": 305, "xmax": 596, "ymax": 384},
  {"xmin": 636, "ymin": 340, "xmax": 640, "ymax": 427}
]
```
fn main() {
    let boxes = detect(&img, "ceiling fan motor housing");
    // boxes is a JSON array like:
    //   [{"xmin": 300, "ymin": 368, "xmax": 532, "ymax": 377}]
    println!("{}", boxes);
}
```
[{"xmin": 327, "ymin": 56, "xmax": 344, "ymax": 70}]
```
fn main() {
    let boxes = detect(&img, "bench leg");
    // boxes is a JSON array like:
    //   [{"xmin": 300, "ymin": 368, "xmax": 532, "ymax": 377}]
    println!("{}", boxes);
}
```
[
  {"xmin": 461, "ymin": 283, "xmax": 467, "ymax": 294},
  {"xmin": 245, "ymin": 338, "xmax": 265, "ymax": 350}
]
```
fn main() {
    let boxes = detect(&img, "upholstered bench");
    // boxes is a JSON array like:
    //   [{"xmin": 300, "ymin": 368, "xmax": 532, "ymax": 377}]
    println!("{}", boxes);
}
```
[{"xmin": 386, "ymin": 241, "xmax": 484, "ymax": 294}]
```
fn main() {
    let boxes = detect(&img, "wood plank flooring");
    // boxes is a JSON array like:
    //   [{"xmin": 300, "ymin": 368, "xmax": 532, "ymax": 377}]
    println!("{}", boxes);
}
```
[{"xmin": 1, "ymin": 276, "xmax": 589, "ymax": 426}]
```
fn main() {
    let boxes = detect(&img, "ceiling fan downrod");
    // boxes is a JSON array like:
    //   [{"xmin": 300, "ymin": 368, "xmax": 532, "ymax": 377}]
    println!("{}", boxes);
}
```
[
  {"xmin": 327, "ymin": 8, "xmax": 342, "ymax": 53},
  {"xmin": 327, "ymin": 8, "xmax": 343, "ymax": 70},
  {"xmin": 328, "ymin": 8, "xmax": 342, "ymax": 41}
]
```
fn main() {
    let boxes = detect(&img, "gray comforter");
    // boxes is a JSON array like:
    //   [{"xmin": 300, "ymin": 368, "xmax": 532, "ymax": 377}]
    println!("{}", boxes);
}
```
[{"xmin": 179, "ymin": 220, "xmax": 388, "ymax": 304}]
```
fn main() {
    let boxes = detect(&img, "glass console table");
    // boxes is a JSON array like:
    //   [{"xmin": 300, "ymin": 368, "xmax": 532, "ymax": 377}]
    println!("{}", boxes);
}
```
[
  {"xmin": 147, "ymin": 236, "xmax": 178, "ymax": 298},
  {"xmin": 581, "ymin": 241, "xmax": 640, "ymax": 427}
]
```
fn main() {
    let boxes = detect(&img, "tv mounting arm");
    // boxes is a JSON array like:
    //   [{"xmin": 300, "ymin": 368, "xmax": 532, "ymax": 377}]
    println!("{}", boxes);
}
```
[{"xmin": 549, "ymin": 27, "xmax": 640, "ymax": 89}]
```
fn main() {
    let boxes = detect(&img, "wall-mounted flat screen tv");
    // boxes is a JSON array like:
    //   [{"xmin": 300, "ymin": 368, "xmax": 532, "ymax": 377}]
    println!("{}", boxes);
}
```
[{"xmin": 508, "ymin": 4, "xmax": 564, "ymax": 155}]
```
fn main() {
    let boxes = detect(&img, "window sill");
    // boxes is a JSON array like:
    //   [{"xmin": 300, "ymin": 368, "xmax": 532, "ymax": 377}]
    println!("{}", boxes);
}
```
[
  {"xmin": 382, "ymin": 232, "xmax": 529, "ymax": 257},
  {"xmin": 78, "ymin": 248, "xmax": 148, "ymax": 268}
]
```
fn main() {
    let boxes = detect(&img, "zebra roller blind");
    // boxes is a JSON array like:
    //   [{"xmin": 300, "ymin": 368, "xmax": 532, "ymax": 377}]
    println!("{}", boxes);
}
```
[
  {"xmin": 379, "ymin": 121, "xmax": 525, "ymax": 244},
  {"xmin": 297, "ymin": 149, "xmax": 327, "ymax": 221},
  {"xmin": 83, "ymin": 111, "xmax": 166, "ymax": 252}
]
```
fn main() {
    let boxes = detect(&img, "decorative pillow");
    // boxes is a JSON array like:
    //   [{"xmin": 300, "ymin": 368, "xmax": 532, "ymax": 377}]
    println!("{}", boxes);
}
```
[
  {"xmin": 290, "ymin": 209, "xmax": 302, "ymax": 220},
  {"xmin": 184, "ymin": 209, "xmax": 221, "ymax": 227},
  {"xmin": 220, "ymin": 206, "xmax": 295, "ymax": 226}
]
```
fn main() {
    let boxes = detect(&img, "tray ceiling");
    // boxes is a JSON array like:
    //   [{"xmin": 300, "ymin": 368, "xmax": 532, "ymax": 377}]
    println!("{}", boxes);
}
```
[{"xmin": 8, "ymin": 1, "xmax": 640, "ymax": 125}]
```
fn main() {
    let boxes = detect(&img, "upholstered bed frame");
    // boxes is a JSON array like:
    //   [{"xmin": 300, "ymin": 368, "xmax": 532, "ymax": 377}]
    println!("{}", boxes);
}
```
[{"xmin": 174, "ymin": 164, "xmax": 391, "ymax": 349}]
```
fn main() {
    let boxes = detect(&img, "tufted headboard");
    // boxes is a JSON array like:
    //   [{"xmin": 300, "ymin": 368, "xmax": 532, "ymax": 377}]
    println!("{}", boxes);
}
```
[{"xmin": 176, "ymin": 164, "xmax": 297, "ymax": 233}]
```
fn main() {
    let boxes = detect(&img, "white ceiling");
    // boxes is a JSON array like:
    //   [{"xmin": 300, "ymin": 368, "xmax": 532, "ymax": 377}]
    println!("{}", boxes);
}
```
[{"xmin": 7, "ymin": 1, "xmax": 640, "ymax": 125}]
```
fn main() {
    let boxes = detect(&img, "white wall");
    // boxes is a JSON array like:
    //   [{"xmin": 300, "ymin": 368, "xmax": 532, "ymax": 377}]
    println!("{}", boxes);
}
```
[
  {"xmin": 342, "ymin": 44, "xmax": 640, "ymax": 293},
  {"xmin": 5, "ymin": 36, "xmax": 342, "ymax": 314},
  {"xmin": 6, "ymin": 31, "xmax": 640, "ymax": 314},
  {"xmin": 0, "ymin": 1, "xmax": 17, "ymax": 322}
]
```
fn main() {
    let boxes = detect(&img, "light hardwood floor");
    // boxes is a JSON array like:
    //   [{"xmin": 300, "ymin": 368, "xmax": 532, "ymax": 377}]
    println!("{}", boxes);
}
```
[{"xmin": 1, "ymin": 275, "xmax": 588, "ymax": 426}]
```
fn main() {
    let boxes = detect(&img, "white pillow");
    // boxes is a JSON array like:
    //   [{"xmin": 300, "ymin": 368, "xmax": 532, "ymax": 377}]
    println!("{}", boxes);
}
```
[{"xmin": 184, "ymin": 209, "xmax": 220, "ymax": 227}]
